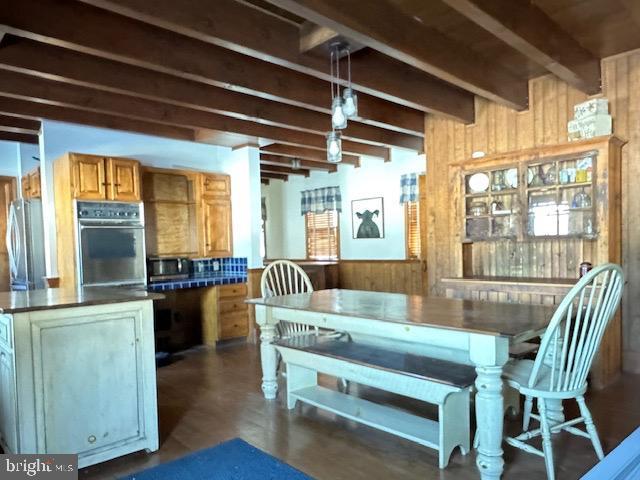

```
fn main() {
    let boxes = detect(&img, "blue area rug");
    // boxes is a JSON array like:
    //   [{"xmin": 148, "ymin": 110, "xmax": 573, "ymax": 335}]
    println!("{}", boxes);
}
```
[{"xmin": 120, "ymin": 438, "xmax": 313, "ymax": 480}]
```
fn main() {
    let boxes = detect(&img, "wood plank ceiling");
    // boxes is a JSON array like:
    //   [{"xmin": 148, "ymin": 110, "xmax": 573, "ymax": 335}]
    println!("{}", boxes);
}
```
[{"xmin": 0, "ymin": 0, "xmax": 638, "ymax": 182}]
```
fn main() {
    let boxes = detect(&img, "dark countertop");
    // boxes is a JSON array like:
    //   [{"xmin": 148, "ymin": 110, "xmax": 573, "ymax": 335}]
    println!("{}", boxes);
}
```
[
  {"xmin": 147, "ymin": 273, "xmax": 247, "ymax": 291},
  {"xmin": 248, "ymin": 289, "xmax": 555, "ymax": 339},
  {"xmin": 0, "ymin": 287, "xmax": 163, "ymax": 314}
]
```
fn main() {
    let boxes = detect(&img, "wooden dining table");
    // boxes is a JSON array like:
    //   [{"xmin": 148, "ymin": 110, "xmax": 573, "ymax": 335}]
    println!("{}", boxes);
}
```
[{"xmin": 249, "ymin": 289, "xmax": 556, "ymax": 480}]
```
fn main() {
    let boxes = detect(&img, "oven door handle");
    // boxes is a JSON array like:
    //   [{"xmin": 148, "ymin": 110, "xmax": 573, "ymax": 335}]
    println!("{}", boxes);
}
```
[{"xmin": 79, "ymin": 224, "xmax": 145, "ymax": 230}]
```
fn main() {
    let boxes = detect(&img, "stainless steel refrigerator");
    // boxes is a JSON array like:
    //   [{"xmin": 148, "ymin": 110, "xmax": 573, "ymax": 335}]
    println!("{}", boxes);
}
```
[{"xmin": 6, "ymin": 198, "xmax": 46, "ymax": 290}]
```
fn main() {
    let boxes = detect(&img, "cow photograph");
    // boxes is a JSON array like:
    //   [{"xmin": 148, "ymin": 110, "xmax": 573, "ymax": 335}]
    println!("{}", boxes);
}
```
[{"xmin": 351, "ymin": 197, "xmax": 385, "ymax": 239}]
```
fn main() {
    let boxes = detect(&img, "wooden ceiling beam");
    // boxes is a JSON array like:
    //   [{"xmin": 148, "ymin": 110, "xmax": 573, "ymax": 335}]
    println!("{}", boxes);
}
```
[
  {"xmin": 0, "ymin": 131, "xmax": 38, "ymax": 144},
  {"xmin": 0, "ymin": 39, "xmax": 421, "ymax": 147},
  {"xmin": 0, "ymin": 0, "xmax": 427, "ymax": 137},
  {"xmin": 0, "ymin": 97, "xmax": 196, "ymax": 141},
  {"xmin": 261, "ymin": 143, "xmax": 360, "ymax": 166},
  {"xmin": 262, "ymin": 172, "xmax": 288, "ymax": 181},
  {"xmin": 0, "ymin": 113, "xmax": 40, "ymax": 132},
  {"xmin": 0, "ymin": 70, "xmax": 413, "ymax": 154},
  {"xmin": 299, "ymin": 22, "xmax": 338, "ymax": 53},
  {"xmin": 264, "ymin": 0, "xmax": 528, "ymax": 110},
  {"xmin": 77, "ymin": 0, "xmax": 475, "ymax": 121},
  {"xmin": 260, "ymin": 153, "xmax": 337, "ymax": 172},
  {"xmin": 260, "ymin": 164, "xmax": 310, "ymax": 177},
  {"xmin": 441, "ymin": 0, "xmax": 601, "ymax": 94}
]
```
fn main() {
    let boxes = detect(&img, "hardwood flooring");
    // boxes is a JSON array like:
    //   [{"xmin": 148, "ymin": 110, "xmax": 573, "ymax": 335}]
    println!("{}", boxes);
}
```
[{"xmin": 79, "ymin": 343, "xmax": 640, "ymax": 480}]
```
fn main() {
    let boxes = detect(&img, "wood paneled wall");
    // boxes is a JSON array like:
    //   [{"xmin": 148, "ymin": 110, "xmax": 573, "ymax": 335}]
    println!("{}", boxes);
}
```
[
  {"xmin": 425, "ymin": 49, "xmax": 640, "ymax": 372},
  {"xmin": 338, "ymin": 260, "xmax": 426, "ymax": 295}
]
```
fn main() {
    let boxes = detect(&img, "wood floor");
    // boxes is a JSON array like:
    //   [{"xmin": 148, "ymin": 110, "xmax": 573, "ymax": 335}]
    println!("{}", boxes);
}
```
[{"xmin": 80, "ymin": 343, "xmax": 640, "ymax": 480}]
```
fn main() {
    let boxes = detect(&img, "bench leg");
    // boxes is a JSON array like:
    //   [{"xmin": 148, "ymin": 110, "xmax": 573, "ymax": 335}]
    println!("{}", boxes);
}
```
[
  {"xmin": 286, "ymin": 364, "xmax": 317, "ymax": 410},
  {"xmin": 439, "ymin": 389, "xmax": 470, "ymax": 468}
]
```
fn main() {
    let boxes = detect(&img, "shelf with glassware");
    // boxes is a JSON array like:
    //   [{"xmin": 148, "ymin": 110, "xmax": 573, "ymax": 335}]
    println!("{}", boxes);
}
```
[
  {"xmin": 464, "ymin": 166, "xmax": 520, "ymax": 241},
  {"xmin": 463, "ymin": 154, "xmax": 598, "ymax": 241},
  {"xmin": 525, "ymin": 153, "xmax": 596, "ymax": 239}
]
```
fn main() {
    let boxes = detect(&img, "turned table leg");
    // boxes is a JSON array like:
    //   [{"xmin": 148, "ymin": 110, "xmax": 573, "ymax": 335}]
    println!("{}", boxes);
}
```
[
  {"xmin": 255, "ymin": 305, "xmax": 278, "ymax": 400},
  {"xmin": 475, "ymin": 366, "xmax": 505, "ymax": 480}
]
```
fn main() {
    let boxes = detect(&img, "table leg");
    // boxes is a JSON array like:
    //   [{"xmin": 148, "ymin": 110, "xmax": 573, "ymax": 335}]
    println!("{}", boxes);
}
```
[
  {"xmin": 546, "ymin": 399, "xmax": 565, "ymax": 426},
  {"xmin": 259, "ymin": 323, "xmax": 278, "ymax": 400},
  {"xmin": 475, "ymin": 365, "xmax": 505, "ymax": 480}
]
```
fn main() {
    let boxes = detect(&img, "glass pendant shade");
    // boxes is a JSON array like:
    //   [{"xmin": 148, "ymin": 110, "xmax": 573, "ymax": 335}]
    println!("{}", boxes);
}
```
[
  {"xmin": 326, "ymin": 131, "xmax": 342, "ymax": 163},
  {"xmin": 291, "ymin": 158, "xmax": 301, "ymax": 170},
  {"xmin": 331, "ymin": 96, "xmax": 347, "ymax": 129},
  {"xmin": 342, "ymin": 87, "xmax": 358, "ymax": 118}
]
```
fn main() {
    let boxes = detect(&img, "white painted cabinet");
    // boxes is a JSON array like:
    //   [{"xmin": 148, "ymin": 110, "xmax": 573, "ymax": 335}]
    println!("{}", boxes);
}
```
[{"xmin": 0, "ymin": 301, "xmax": 158, "ymax": 468}]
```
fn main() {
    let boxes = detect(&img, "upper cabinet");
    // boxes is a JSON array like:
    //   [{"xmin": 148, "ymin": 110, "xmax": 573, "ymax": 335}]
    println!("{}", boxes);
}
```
[
  {"xmin": 201, "ymin": 174, "xmax": 230, "ymax": 197},
  {"xmin": 200, "ymin": 173, "xmax": 233, "ymax": 257},
  {"xmin": 71, "ymin": 153, "xmax": 140, "ymax": 201},
  {"xmin": 21, "ymin": 167, "xmax": 41, "ymax": 199}
]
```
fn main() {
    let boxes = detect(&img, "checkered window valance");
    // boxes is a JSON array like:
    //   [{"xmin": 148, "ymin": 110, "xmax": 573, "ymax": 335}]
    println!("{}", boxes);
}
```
[
  {"xmin": 400, "ymin": 173, "xmax": 419, "ymax": 203},
  {"xmin": 300, "ymin": 186, "xmax": 342, "ymax": 216}
]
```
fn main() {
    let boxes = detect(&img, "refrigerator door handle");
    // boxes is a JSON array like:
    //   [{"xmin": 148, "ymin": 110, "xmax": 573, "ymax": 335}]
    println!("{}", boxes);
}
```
[{"xmin": 6, "ymin": 204, "xmax": 18, "ymax": 279}]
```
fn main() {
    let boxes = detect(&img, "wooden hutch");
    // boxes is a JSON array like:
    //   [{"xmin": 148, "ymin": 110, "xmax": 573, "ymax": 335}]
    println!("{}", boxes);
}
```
[{"xmin": 442, "ymin": 135, "xmax": 625, "ymax": 388}]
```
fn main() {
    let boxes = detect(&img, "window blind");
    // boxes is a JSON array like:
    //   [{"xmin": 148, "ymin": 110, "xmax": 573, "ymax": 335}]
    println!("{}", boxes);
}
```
[
  {"xmin": 306, "ymin": 210, "xmax": 339, "ymax": 260},
  {"xmin": 405, "ymin": 201, "xmax": 420, "ymax": 259}
]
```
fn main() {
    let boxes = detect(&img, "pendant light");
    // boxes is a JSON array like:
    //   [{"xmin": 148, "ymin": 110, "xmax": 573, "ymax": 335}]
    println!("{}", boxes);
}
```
[
  {"xmin": 291, "ymin": 158, "xmax": 301, "ymax": 170},
  {"xmin": 342, "ymin": 49, "xmax": 358, "ymax": 118},
  {"xmin": 326, "ymin": 130, "xmax": 342, "ymax": 163},
  {"xmin": 330, "ymin": 48, "xmax": 347, "ymax": 130}
]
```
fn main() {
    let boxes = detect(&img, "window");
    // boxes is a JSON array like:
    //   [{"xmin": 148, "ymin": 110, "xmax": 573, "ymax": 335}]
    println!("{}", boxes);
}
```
[
  {"xmin": 306, "ymin": 210, "xmax": 339, "ymax": 260},
  {"xmin": 405, "ymin": 201, "xmax": 421, "ymax": 259}
]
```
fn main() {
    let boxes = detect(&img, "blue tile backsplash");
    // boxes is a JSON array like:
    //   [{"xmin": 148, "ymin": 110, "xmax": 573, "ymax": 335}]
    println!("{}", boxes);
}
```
[{"xmin": 147, "ymin": 257, "xmax": 247, "ymax": 292}]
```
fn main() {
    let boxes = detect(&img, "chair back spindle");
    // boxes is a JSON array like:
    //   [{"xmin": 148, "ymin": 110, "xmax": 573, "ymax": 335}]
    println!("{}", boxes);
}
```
[
  {"xmin": 260, "ymin": 260, "xmax": 314, "ymax": 338},
  {"xmin": 528, "ymin": 263, "xmax": 624, "ymax": 393}
]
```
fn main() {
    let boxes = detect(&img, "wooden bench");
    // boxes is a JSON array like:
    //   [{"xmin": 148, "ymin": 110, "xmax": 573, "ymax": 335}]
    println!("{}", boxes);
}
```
[{"xmin": 274, "ymin": 335, "xmax": 476, "ymax": 468}]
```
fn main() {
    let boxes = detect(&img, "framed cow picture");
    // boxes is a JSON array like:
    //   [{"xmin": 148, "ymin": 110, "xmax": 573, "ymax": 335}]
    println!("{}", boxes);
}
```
[{"xmin": 351, "ymin": 197, "xmax": 385, "ymax": 239}]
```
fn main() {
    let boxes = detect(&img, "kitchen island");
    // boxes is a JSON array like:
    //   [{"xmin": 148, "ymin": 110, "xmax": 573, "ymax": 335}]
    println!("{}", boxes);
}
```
[{"xmin": 0, "ymin": 287, "xmax": 162, "ymax": 468}]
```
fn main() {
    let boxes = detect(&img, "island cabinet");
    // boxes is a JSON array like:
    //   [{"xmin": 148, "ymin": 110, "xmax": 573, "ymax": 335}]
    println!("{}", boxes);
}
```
[
  {"xmin": 200, "ymin": 173, "xmax": 233, "ymax": 258},
  {"xmin": 0, "ymin": 296, "xmax": 159, "ymax": 468}
]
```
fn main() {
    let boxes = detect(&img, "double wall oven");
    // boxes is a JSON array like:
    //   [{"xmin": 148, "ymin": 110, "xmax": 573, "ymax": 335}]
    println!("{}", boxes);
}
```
[{"xmin": 76, "ymin": 201, "xmax": 147, "ymax": 287}]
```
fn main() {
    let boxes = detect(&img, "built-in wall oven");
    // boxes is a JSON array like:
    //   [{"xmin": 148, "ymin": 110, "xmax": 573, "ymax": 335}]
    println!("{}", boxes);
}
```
[{"xmin": 76, "ymin": 201, "xmax": 147, "ymax": 287}]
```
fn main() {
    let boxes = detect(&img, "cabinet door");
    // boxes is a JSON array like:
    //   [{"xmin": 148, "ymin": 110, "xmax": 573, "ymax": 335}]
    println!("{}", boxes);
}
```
[
  {"xmin": 202, "ymin": 174, "xmax": 230, "ymax": 197},
  {"xmin": 203, "ymin": 197, "xmax": 232, "ymax": 257},
  {"xmin": 37, "ymin": 313, "xmax": 143, "ymax": 454},
  {"xmin": 0, "ymin": 346, "xmax": 17, "ymax": 453},
  {"xmin": 107, "ymin": 159, "xmax": 140, "ymax": 201},
  {"xmin": 29, "ymin": 168, "xmax": 41, "ymax": 198},
  {"xmin": 73, "ymin": 155, "xmax": 107, "ymax": 200},
  {"xmin": 21, "ymin": 175, "xmax": 30, "ymax": 199}
]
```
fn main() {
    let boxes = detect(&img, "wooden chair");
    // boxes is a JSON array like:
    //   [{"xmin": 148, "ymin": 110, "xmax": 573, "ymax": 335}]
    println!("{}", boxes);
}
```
[
  {"xmin": 260, "ymin": 260, "xmax": 317, "ymax": 339},
  {"xmin": 260, "ymin": 260, "xmax": 348, "ymax": 389},
  {"xmin": 504, "ymin": 263, "xmax": 624, "ymax": 480}
]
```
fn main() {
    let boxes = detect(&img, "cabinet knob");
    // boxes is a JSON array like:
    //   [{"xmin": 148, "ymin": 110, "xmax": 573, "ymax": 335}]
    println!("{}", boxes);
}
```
[{"xmin": 88, "ymin": 435, "xmax": 96, "ymax": 444}]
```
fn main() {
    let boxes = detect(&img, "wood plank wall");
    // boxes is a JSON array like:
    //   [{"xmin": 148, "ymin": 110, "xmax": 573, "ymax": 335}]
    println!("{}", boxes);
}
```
[
  {"xmin": 338, "ymin": 260, "xmax": 426, "ymax": 295},
  {"xmin": 425, "ymin": 49, "xmax": 640, "ymax": 373}
]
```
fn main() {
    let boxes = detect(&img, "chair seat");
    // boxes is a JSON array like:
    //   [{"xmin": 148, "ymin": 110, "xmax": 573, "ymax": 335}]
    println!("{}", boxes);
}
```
[{"xmin": 503, "ymin": 359, "xmax": 586, "ymax": 398}]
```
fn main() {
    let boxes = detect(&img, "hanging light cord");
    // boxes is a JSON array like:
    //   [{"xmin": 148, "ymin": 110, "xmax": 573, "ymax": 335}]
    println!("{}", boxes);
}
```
[
  {"xmin": 347, "ymin": 48, "xmax": 351, "ymax": 88},
  {"xmin": 330, "ymin": 48, "xmax": 335, "ymax": 101}
]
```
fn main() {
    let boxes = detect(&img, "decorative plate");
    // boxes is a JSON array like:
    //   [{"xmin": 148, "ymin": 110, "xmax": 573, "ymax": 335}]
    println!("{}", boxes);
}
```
[
  {"xmin": 468, "ymin": 173, "xmax": 490, "ymax": 193},
  {"xmin": 505, "ymin": 168, "xmax": 518, "ymax": 188}
]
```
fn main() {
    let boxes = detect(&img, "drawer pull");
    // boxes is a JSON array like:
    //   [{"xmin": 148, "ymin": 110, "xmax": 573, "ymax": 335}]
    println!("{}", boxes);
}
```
[{"xmin": 88, "ymin": 435, "xmax": 96, "ymax": 444}]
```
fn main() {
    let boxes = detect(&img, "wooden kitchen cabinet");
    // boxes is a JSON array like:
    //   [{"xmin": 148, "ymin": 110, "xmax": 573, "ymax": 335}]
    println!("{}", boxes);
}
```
[
  {"xmin": 21, "ymin": 167, "xmax": 41, "ymax": 199},
  {"xmin": 0, "ymin": 302, "xmax": 158, "ymax": 468},
  {"xmin": 108, "ymin": 158, "xmax": 140, "ymax": 201},
  {"xmin": 201, "ymin": 283, "xmax": 249, "ymax": 345},
  {"xmin": 202, "ymin": 196, "xmax": 233, "ymax": 257},
  {"xmin": 142, "ymin": 168, "xmax": 198, "ymax": 257},
  {"xmin": 71, "ymin": 153, "xmax": 140, "ymax": 201},
  {"xmin": 201, "ymin": 173, "xmax": 230, "ymax": 197}
]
